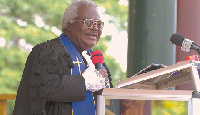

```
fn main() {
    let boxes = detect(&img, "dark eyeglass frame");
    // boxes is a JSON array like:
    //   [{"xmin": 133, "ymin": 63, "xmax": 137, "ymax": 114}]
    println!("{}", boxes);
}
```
[{"xmin": 76, "ymin": 19, "xmax": 104, "ymax": 29}]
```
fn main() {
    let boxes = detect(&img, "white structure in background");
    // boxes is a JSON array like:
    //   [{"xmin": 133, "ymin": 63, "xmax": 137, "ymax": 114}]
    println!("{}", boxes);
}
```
[
  {"xmin": 17, "ymin": 19, "xmax": 27, "ymax": 26},
  {"xmin": 0, "ymin": 37, "xmax": 6, "ymax": 47},
  {"xmin": 35, "ymin": 14, "xmax": 45, "ymax": 27},
  {"xmin": 98, "ymin": 7, "xmax": 128, "ymax": 72},
  {"xmin": 19, "ymin": 39, "xmax": 33, "ymax": 52},
  {"xmin": 119, "ymin": 0, "xmax": 128, "ymax": 6},
  {"xmin": 51, "ymin": 26, "xmax": 61, "ymax": 36}
]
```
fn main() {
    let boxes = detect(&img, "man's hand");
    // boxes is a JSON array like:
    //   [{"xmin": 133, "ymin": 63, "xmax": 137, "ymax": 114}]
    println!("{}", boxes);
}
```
[{"xmin": 97, "ymin": 68, "xmax": 108, "ymax": 86}]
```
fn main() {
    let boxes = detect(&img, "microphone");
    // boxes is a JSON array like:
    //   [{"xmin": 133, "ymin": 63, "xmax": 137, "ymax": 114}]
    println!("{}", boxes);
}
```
[
  {"xmin": 91, "ymin": 50, "xmax": 104, "ymax": 69},
  {"xmin": 170, "ymin": 33, "xmax": 200, "ymax": 55}
]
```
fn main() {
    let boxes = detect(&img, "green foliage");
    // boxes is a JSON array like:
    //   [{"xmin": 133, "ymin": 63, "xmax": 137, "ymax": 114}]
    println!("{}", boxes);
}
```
[
  {"xmin": 0, "ymin": 47, "xmax": 28, "ymax": 94},
  {"xmin": 94, "ymin": 0, "xmax": 128, "ymax": 31},
  {"xmin": 152, "ymin": 100, "xmax": 188, "ymax": 115},
  {"xmin": 0, "ymin": 0, "xmax": 128, "ymax": 114}
]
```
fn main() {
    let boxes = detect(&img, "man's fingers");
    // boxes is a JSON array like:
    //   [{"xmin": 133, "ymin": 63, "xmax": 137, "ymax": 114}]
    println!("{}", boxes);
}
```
[
  {"xmin": 97, "ymin": 69, "xmax": 108, "ymax": 78},
  {"xmin": 97, "ymin": 68, "xmax": 109, "ymax": 86}
]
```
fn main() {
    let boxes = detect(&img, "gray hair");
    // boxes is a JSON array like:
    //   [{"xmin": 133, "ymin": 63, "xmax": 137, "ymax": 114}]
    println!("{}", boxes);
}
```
[{"xmin": 61, "ymin": 0, "xmax": 98, "ymax": 32}]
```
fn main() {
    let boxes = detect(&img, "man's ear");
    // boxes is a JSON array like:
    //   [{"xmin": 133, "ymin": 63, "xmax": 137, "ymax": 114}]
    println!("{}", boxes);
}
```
[{"xmin": 67, "ymin": 22, "xmax": 71, "ymax": 30}]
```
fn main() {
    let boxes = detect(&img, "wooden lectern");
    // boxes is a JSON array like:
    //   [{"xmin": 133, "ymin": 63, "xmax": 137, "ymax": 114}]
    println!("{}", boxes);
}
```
[{"xmin": 97, "ymin": 61, "xmax": 200, "ymax": 115}]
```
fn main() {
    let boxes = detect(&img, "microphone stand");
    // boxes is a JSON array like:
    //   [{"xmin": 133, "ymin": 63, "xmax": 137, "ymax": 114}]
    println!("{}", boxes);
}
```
[
  {"xmin": 191, "ymin": 43, "xmax": 200, "ymax": 55},
  {"xmin": 192, "ymin": 91, "xmax": 200, "ymax": 98},
  {"xmin": 190, "ymin": 44, "xmax": 200, "ymax": 96}
]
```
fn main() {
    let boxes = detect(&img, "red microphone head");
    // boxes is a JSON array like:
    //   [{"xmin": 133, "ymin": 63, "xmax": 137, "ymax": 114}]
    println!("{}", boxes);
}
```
[{"xmin": 91, "ymin": 50, "xmax": 104, "ymax": 65}]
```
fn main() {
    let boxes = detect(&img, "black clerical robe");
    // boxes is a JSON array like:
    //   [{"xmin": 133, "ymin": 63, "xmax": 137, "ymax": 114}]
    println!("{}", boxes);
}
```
[{"xmin": 13, "ymin": 38, "xmax": 87, "ymax": 115}]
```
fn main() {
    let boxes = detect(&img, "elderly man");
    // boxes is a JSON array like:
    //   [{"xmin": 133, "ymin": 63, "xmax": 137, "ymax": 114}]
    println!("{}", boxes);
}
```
[{"xmin": 13, "ymin": 0, "xmax": 112, "ymax": 115}]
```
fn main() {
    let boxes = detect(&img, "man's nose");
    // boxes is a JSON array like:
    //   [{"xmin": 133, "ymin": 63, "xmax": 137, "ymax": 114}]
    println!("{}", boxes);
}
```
[{"xmin": 91, "ymin": 22, "xmax": 98, "ymax": 30}]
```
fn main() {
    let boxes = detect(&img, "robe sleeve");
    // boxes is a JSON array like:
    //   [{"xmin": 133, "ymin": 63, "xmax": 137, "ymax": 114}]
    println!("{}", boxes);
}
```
[
  {"xmin": 30, "ymin": 40, "xmax": 86, "ymax": 103},
  {"xmin": 46, "ymin": 74, "xmax": 86, "ymax": 102}
]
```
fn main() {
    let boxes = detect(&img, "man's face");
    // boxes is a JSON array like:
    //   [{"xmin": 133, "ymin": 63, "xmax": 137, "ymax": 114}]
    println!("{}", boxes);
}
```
[{"xmin": 69, "ymin": 6, "xmax": 102, "ymax": 51}]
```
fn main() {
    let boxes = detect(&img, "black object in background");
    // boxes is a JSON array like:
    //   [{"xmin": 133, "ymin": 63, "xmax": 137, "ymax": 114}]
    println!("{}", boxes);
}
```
[{"xmin": 134, "ymin": 63, "xmax": 166, "ymax": 76}]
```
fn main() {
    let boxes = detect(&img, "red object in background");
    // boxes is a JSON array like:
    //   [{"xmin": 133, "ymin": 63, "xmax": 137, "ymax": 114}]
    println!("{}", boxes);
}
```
[
  {"xmin": 176, "ymin": 55, "xmax": 199, "ymax": 64},
  {"xmin": 185, "ymin": 55, "xmax": 199, "ymax": 61}
]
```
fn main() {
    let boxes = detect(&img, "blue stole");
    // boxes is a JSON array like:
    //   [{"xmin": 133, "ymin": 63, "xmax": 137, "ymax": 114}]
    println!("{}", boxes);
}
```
[{"xmin": 59, "ymin": 33, "xmax": 95, "ymax": 115}]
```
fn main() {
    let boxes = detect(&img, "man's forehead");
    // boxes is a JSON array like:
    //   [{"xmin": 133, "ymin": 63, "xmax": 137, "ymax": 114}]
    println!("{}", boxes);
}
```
[{"xmin": 77, "ymin": 6, "xmax": 101, "ymax": 19}]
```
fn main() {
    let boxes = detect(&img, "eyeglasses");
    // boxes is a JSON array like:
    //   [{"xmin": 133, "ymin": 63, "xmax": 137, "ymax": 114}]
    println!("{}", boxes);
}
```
[{"xmin": 76, "ymin": 19, "xmax": 104, "ymax": 29}]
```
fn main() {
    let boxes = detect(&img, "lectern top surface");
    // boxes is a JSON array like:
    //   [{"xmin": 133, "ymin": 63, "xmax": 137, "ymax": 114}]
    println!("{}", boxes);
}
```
[{"xmin": 115, "ymin": 61, "xmax": 200, "ymax": 90}]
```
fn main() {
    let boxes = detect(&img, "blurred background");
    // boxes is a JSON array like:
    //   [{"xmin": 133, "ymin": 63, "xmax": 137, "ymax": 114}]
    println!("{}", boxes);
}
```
[
  {"xmin": 0, "ymin": 0, "xmax": 127, "ymax": 114},
  {"xmin": 1, "ymin": 0, "xmax": 199, "ymax": 115}
]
